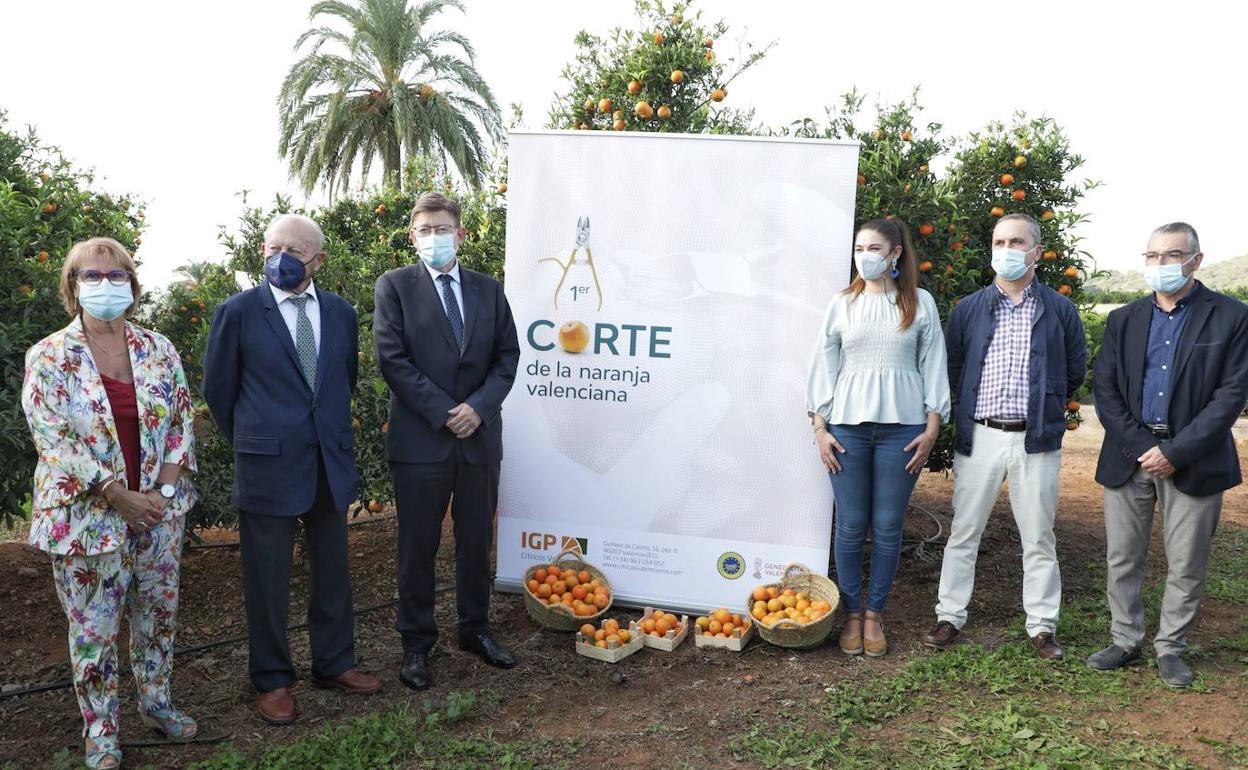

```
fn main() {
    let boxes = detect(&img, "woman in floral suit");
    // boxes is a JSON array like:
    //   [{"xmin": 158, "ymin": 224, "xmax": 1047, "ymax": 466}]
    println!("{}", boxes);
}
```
[{"xmin": 21, "ymin": 237, "xmax": 199, "ymax": 769}]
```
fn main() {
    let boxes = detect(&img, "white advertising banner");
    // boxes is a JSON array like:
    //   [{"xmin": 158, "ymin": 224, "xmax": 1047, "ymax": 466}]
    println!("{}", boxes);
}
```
[{"xmin": 497, "ymin": 130, "xmax": 859, "ymax": 613}]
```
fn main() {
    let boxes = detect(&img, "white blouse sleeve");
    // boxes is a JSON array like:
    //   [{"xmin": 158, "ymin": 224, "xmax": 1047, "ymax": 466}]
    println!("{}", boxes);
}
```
[
  {"xmin": 805, "ymin": 295, "xmax": 842, "ymax": 421},
  {"xmin": 917, "ymin": 290, "xmax": 951, "ymax": 423}
]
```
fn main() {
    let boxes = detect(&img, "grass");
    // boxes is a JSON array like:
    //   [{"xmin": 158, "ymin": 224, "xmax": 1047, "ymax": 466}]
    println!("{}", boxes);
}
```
[{"xmin": 188, "ymin": 692, "xmax": 581, "ymax": 770}]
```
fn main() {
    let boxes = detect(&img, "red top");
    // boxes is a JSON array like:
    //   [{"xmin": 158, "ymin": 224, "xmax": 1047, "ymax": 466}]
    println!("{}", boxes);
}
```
[{"xmin": 100, "ymin": 373, "xmax": 141, "ymax": 493}]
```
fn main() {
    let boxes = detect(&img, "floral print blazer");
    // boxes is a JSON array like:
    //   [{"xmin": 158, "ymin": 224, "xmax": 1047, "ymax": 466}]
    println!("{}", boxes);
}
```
[{"xmin": 21, "ymin": 317, "xmax": 198, "ymax": 556}]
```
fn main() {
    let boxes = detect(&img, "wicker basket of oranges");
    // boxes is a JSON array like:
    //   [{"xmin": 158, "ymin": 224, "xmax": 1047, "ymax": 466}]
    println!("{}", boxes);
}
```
[
  {"xmin": 523, "ymin": 542, "xmax": 614, "ymax": 631},
  {"xmin": 746, "ymin": 562, "xmax": 839, "ymax": 650}
]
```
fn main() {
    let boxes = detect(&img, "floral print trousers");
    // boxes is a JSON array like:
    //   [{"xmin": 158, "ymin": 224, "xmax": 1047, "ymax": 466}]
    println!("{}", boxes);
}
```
[{"xmin": 50, "ymin": 516, "xmax": 185, "ymax": 743}]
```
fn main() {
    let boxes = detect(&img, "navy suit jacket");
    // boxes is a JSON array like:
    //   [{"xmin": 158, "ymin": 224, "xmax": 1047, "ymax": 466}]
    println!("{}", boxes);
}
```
[
  {"xmin": 373, "ymin": 264, "xmax": 519, "ymax": 465},
  {"xmin": 1094, "ymin": 282, "xmax": 1248, "ymax": 496},
  {"xmin": 202, "ymin": 283, "xmax": 361, "ymax": 515}
]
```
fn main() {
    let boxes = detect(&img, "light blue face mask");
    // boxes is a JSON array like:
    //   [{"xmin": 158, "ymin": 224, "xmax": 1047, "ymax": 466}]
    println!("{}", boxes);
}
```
[
  {"xmin": 416, "ymin": 233, "xmax": 457, "ymax": 269},
  {"xmin": 78, "ymin": 281, "xmax": 134, "ymax": 321},
  {"xmin": 1143, "ymin": 256, "xmax": 1194, "ymax": 294},
  {"xmin": 991, "ymin": 247, "xmax": 1034, "ymax": 281}
]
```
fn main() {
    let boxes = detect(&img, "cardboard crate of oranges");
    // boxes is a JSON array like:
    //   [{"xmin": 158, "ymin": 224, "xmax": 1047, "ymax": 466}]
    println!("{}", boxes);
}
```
[
  {"xmin": 637, "ymin": 607, "xmax": 689, "ymax": 651},
  {"xmin": 523, "ymin": 543, "xmax": 613, "ymax": 631},
  {"xmin": 575, "ymin": 617, "xmax": 644, "ymax": 663},
  {"xmin": 746, "ymin": 563, "xmax": 840, "ymax": 649},
  {"xmin": 693, "ymin": 607, "xmax": 755, "ymax": 651}
]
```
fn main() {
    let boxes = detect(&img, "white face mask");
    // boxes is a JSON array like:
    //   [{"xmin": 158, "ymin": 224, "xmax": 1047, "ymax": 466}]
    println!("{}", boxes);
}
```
[
  {"xmin": 1142, "ymin": 255, "xmax": 1195, "ymax": 294},
  {"xmin": 855, "ymin": 250, "xmax": 891, "ymax": 281}
]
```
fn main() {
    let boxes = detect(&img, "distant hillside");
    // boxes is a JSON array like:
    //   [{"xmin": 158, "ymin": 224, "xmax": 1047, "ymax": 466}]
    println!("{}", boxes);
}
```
[{"xmin": 1086, "ymin": 252, "xmax": 1248, "ymax": 296}]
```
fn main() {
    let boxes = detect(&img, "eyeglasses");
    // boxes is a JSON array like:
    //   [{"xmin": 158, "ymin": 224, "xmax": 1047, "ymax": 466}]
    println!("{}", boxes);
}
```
[
  {"xmin": 76, "ymin": 269, "xmax": 132, "ymax": 286},
  {"xmin": 1142, "ymin": 250, "xmax": 1193, "ymax": 265},
  {"xmin": 413, "ymin": 226, "xmax": 456, "ymax": 237}
]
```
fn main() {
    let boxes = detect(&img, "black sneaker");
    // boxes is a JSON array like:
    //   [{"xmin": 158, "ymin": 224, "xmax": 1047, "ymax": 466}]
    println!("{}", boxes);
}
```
[
  {"xmin": 1086, "ymin": 644, "xmax": 1143, "ymax": 671},
  {"xmin": 1157, "ymin": 654, "xmax": 1194, "ymax": 688}
]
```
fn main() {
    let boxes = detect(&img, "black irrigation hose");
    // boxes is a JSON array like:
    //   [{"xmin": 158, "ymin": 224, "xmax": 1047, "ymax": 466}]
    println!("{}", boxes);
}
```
[{"xmin": 0, "ymin": 581, "xmax": 462, "ymax": 702}]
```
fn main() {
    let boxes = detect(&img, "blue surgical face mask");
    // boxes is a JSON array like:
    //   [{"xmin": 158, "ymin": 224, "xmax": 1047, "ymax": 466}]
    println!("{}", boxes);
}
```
[
  {"xmin": 416, "ymin": 233, "xmax": 457, "ymax": 269},
  {"xmin": 855, "ymin": 250, "xmax": 890, "ymax": 281},
  {"xmin": 1143, "ymin": 256, "xmax": 1194, "ymax": 295},
  {"xmin": 78, "ymin": 281, "xmax": 134, "ymax": 321},
  {"xmin": 264, "ymin": 251, "xmax": 310, "ymax": 291},
  {"xmin": 992, "ymin": 247, "xmax": 1033, "ymax": 281}
]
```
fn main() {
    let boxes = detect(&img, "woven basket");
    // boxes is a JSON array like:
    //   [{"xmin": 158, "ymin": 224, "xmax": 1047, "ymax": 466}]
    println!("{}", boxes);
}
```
[
  {"xmin": 522, "ymin": 542, "xmax": 614, "ymax": 631},
  {"xmin": 747, "ymin": 562, "xmax": 840, "ymax": 650}
]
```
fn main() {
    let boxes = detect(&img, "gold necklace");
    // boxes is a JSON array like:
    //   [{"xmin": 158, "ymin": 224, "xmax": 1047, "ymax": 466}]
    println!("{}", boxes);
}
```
[{"xmin": 85, "ymin": 332, "xmax": 128, "ymax": 357}]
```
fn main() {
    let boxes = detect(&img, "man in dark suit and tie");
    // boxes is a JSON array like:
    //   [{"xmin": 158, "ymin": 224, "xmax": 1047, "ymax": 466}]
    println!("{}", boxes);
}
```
[
  {"xmin": 1088, "ymin": 222, "xmax": 1248, "ymax": 688},
  {"xmin": 374, "ymin": 192, "xmax": 520, "ymax": 690},
  {"xmin": 203, "ymin": 214, "xmax": 382, "ymax": 724}
]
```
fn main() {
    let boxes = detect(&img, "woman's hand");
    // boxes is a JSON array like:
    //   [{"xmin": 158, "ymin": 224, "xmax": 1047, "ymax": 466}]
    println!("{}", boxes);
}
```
[
  {"xmin": 107, "ymin": 487, "xmax": 164, "ymax": 532},
  {"xmin": 904, "ymin": 428, "xmax": 939, "ymax": 474},
  {"xmin": 817, "ymin": 428, "xmax": 847, "ymax": 473}
]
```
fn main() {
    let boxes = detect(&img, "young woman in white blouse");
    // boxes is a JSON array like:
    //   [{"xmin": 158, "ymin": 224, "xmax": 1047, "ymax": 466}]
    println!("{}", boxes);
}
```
[{"xmin": 806, "ymin": 218, "xmax": 951, "ymax": 657}]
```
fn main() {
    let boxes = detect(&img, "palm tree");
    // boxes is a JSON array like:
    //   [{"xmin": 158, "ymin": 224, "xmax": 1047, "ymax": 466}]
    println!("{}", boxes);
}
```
[
  {"xmin": 172, "ymin": 260, "xmax": 219, "ymax": 287},
  {"xmin": 278, "ymin": 0, "xmax": 502, "ymax": 195}
]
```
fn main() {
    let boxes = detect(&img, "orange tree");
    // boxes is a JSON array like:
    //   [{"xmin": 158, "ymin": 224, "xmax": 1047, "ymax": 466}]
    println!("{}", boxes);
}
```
[
  {"xmin": 783, "ymin": 91, "xmax": 1098, "ymax": 468},
  {"xmin": 548, "ymin": 0, "xmax": 769, "ymax": 134},
  {"xmin": 0, "ymin": 112, "xmax": 144, "ymax": 525},
  {"xmin": 149, "ymin": 156, "xmax": 506, "ymax": 529}
]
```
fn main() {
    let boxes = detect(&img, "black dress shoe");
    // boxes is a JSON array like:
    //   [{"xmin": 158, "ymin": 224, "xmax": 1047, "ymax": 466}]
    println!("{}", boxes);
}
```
[
  {"xmin": 399, "ymin": 650, "xmax": 431, "ymax": 691},
  {"xmin": 459, "ymin": 633, "xmax": 517, "ymax": 669},
  {"xmin": 1086, "ymin": 644, "xmax": 1143, "ymax": 671}
]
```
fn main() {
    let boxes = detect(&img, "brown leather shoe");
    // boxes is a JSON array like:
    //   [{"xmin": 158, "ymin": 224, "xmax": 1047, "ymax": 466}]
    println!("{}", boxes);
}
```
[
  {"xmin": 257, "ymin": 687, "xmax": 297, "ymax": 725},
  {"xmin": 922, "ymin": 621, "xmax": 961, "ymax": 650},
  {"xmin": 1031, "ymin": 632, "xmax": 1064, "ymax": 661},
  {"xmin": 311, "ymin": 668, "xmax": 383, "ymax": 694}
]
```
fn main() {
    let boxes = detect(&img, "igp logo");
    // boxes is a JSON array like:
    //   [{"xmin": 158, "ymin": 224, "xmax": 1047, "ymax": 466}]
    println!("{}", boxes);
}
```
[{"xmin": 717, "ymin": 551, "xmax": 745, "ymax": 580}]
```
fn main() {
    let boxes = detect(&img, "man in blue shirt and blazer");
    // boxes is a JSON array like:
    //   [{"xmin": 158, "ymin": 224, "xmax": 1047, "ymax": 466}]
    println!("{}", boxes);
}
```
[
  {"xmin": 1088, "ymin": 222, "xmax": 1248, "ymax": 687},
  {"xmin": 374, "ymin": 193, "xmax": 520, "ymax": 691},
  {"xmin": 204, "ymin": 214, "xmax": 382, "ymax": 725}
]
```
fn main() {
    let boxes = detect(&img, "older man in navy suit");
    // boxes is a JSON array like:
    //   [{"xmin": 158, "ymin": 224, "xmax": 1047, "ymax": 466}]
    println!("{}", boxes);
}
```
[
  {"xmin": 204, "ymin": 214, "xmax": 381, "ymax": 725},
  {"xmin": 374, "ymin": 193, "xmax": 520, "ymax": 691}
]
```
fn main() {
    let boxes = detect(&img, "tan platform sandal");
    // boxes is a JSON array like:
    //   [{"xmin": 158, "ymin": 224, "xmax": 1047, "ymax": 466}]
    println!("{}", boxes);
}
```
[
  {"xmin": 839, "ymin": 611, "xmax": 864, "ymax": 655},
  {"xmin": 864, "ymin": 610, "xmax": 888, "ymax": 657}
]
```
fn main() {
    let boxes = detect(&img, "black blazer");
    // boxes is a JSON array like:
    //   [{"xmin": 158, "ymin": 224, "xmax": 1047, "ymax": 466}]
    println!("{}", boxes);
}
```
[
  {"xmin": 203, "ymin": 284, "xmax": 361, "ymax": 515},
  {"xmin": 1094, "ymin": 283, "xmax": 1248, "ymax": 496},
  {"xmin": 373, "ymin": 264, "xmax": 520, "ymax": 465}
]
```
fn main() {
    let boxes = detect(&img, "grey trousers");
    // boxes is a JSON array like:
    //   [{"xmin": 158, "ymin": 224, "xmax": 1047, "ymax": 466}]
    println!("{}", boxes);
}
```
[{"xmin": 1104, "ymin": 466, "xmax": 1222, "ymax": 656}]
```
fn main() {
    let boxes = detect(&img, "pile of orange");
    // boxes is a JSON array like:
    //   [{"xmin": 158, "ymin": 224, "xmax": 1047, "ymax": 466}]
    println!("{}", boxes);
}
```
[
  {"xmin": 749, "ymin": 586, "xmax": 832, "ymax": 626},
  {"xmin": 694, "ymin": 607, "xmax": 751, "ymax": 638},
  {"xmin": 640, "ymin": 610, "xmax": 685, "ymax": 638},
  {"xmin": 578, "ymin": 618, "xmax": 632, "ymax": 649},
  {"xmin": 527, "ymin": 565, "xmax": 611, "ymax": 617}
]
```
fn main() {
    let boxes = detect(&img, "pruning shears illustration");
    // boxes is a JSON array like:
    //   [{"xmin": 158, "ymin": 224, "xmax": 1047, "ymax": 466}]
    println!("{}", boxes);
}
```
[{"xmin": 540, "ymin": 215, "xmax": 603, "ymax": 311}]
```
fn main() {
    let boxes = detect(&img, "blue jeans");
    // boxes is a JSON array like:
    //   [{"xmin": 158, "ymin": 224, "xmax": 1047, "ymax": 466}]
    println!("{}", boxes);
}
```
[{"xmin": 828, "ymin": 422, "xmax": 925, "ymax": 614}]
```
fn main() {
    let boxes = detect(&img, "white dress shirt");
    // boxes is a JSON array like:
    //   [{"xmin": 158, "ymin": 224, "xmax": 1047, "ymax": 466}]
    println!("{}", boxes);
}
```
[
  {"xmin": 269, "ymin": 280, "xmax": 321, "ymax": 353},
  {"xmin": 425, "ymin": 262, "xmax": 464, "ymax": 324}
]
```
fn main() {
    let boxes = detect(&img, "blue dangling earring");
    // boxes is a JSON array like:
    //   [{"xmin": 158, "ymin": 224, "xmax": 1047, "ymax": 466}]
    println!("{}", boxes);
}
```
[{"xmin": 889, "ymin": 259, "xmax": 900, "ymax": 279}]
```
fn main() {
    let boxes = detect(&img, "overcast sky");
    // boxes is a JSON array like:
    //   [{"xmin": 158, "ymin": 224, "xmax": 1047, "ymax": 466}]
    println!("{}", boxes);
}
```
[{"xmin": 2, "ymin": 0, "xmax": 1242, "ymax": 289}]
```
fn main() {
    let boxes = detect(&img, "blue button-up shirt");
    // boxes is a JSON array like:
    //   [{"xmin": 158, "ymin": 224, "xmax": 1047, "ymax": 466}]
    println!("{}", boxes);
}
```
[{"xmin": 1142, "ymin": 281, "xmax": 1202, "ymax": 425}]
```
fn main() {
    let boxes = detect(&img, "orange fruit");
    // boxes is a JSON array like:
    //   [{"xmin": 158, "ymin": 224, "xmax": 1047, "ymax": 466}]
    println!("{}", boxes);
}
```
[
  {"xmin": 656, "ymin": 616, "xmax": 674, "ymax": 634},
  {"xmin": 710, "ymin": 87, "xmax": 726, "ymax": 102},
  {"xmin": 37, "ymin": 250, "xmax": 50, "ymax": 263},
  {"xmin": 1041, "ymin": 210, "xmax": 1055, "ymax": 221},
  {"xmin": 497, "ymin": 183, "xmax": 507, "ymax": 194},
  {"xmin": 576, "ymin": 603, "xmax": 596, "ymax": 617},
  {"xmin": 537, "ymin": 583, "xmax": 552, "ymax": 599},
  {"xmin": 999, "ymin": 173, "xmax": 1014, "ymax": 186},
  {"xmin": 634, "ymin": 101, "xmax": 654, "ymax": 120},
  {"xmin": 1067, "ymin": 420, "xmax": 1080, "ymax": 431},
  {"xmin": 580, "ymin": 623, "xmax": 596, "ymax": 637},
  {"xmin": 856, "ymin": 174, "xmax": 866, "ymax": 186},
  {"xmin": 617, "ymin": 630, "xmax": 631, "ymax": 643},
  {"xmin": 712, "ymin": 608, "xmax": 731, "ymax": 624},
  {"xmin": 596, "ymin": 640, "xmax": 608, "ymax": 649},
  {"xmin": 627, "ymin": 80, "xmax": 642, "ymax": 96},
  {"xmin": 572, "ymin": 585, "xmax": 588, "ymax": 601},
  {"xmin": 1058, "ymin": 284, "xmax": 1072, "ymax": 295},
  {"xmin": 544, "ymin": 574, "xmax": 557, "ymax": 587},
  {"xmin": 657, "ymin": 105, "xmax": 672, "ymax": 120},
  {"xmin": 703, "ymin": 36, "xmax": 714, "ymax": 48},
  {"xmin": 527, "ymin": 579, "xmax": 540, "ymax": 593},
  {"xmin": 642, "ymin": 619, "xmax": 657, "ymax": 634},
  {"xmin": 708, "ymin": 620, "xmax": 722, "ymax": 634},
  {"xmin": 578, "ymin": 570, "xmax": 591, "ymax": 584},
  {"xmin": 1014, "ymin": 155, "xmax": 1028, "ymax": 168},
  {"xmin": 1043, "ymin": 250, "xmax": 1058, "ymax": 261},
  {"xmin": 918, "ymin": 223, "xmax": 934, "ymax": 236},
  {"xmin": 901, "ymin": 130, "xmax": 912, "ymax": 141},
  {"xmin": 945, "ymin": 264, "xmax": 955, "ymax": 276},
  {"xmin": 41, "ymin": 203, "xmax": 56, "ymax": 215},
  {"xmin": 721, "ymin": 622, "xmax": 735, "ymax": 636},
  {"xmin": 990, "ymin": 206, "xmax": 1005, "ymax": 218},
  {"xmin": 534, "ymin": 568, "xmax": 548, "ymax": 582},
  {"xmin": 1066, "ymin": 400, "xmax": 1081, "ymax": 412},
  {"xmin": 598, "ymin": 98, "xmax": 612, "ymax": 114},
  {"xmin": 751, "ymin": 605, "xmax": 766, "ymax": 620},
  {"xmin": 594, "ymin": 629, "xmax": 606, "ymax": 642},
  {"xmin": 1064, "ymin": 266, "xmax": 1079, "ymax": 278},
  {"xmin": 670, "ymin": 70, "xmax": 685, "ymax": 84},
  {"xmin": 653, "ymin": 31, "xmax": 665, "ymax": 45},
  {"xmin": 1012, "ymin": 189, "xmax": 1026, "ymax": 201},
  {"xmin": 603, "ymin": 618, "xmax": 620, "ymax": 634},
  {"xmin": 752, "ymin": 587, "xmax": 768, "ymax": 602},
  {"xmin": 918, "ymin": 260, "xmax": 933, "ymax": 273},
  {"xmin": 704, "ymin": 50, "xmax": 715, "ymax": 62}
]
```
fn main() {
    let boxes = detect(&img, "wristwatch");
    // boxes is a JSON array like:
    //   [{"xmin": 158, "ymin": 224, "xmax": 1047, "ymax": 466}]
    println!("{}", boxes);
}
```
[{"xmin": 159, "ymin": 483, "xmax": 177, "ymax": 500}]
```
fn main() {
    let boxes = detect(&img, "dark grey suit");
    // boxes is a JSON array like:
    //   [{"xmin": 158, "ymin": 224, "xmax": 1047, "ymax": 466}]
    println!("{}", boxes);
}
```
[{"xmin": 373, "ymin": 263, "xmax": 519, "ymax": 652}]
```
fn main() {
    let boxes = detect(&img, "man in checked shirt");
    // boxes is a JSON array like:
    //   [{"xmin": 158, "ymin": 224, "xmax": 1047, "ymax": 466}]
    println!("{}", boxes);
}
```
[{"xmin": 923, "ymin": 213, "xmax": 1087, "ymax": 660}]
